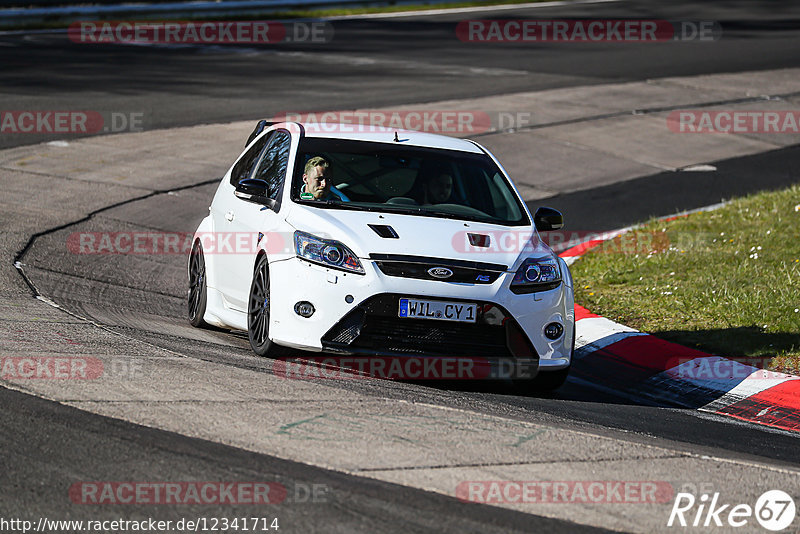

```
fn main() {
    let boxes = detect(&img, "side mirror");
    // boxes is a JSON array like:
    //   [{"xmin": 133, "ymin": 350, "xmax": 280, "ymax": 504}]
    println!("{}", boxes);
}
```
[
  {"xmin": 534, "ymin": 207, "xmax": 564, "ymax": 231},
  {"xmin": 236, "ymin": 178, "xmax": 267, "ymax": 196},
  {"xmin": 235, "ymin": 178, "xmax": 276, "ymax": 209}
]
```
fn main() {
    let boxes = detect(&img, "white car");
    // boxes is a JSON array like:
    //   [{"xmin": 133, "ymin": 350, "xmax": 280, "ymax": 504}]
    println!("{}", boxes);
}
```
[{"xmin": 188, "ymin": 121, "xmax": 575, "ymax": 389}]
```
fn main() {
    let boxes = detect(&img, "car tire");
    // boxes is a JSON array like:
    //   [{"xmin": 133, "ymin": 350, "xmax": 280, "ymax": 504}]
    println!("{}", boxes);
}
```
[
  {"xmin": 247, "ymin": 254, "xmax": 287, "ymax": 357},
  {"xmin": 188, "ymin": 241, "xmax": 209, "ymax": 328}
]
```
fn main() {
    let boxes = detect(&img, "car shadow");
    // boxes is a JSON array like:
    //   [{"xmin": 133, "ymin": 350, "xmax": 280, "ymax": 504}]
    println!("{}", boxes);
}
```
[{"xmin": 312, "ymin": 327, "xmax": 799, "ymax": 408}]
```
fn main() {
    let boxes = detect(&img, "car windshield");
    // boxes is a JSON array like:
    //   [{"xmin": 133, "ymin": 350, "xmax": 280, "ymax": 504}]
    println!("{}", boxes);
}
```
[{"xmin": 291, "ymin": 137, "xmax": 529, "ymax": 226}]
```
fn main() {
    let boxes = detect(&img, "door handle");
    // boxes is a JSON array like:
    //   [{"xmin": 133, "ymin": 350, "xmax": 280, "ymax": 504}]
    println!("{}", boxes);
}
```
[{"xmin": 225, "ymin": 211, "xmax": 234, "ymax": 222}]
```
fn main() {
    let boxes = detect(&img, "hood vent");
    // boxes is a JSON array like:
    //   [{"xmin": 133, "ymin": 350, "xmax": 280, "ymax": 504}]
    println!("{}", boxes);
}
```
[
  {"xmin": 368, "ymin": 224, "xmax": 399, "ymax": 239},
  {"xmin": 468, "ymin": 233, "xmax": 491, "ymax": 247}
]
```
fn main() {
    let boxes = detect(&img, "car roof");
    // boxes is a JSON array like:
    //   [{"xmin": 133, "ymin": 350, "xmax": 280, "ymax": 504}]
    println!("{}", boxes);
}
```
[{"xmin": 275, "ymin": 122, "xmax": 485, "ymax": 154}]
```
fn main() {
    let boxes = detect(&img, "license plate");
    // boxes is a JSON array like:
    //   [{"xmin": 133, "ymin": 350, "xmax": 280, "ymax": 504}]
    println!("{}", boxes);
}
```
[{"xmin": 398, "ymin": 298, "xmax": 477, "ymax": 323}]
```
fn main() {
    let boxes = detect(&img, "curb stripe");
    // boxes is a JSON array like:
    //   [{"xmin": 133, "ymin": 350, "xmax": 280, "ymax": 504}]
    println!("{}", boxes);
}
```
[
  {"xmin": 714, "ymin": 380, "xmax": 800, "ymax": 432},
  {"xmin": 563, "ymin": 212, "xmax": 800, "ymax": 433},
  {"xmin": 574, "ymin": 317, "xmax": 643, "ymax": 353},
  {"xmin": 560, "ymin": 239, "xmax": 603, "ymax": 259},
  {"xmin": 700, "ymin": 367, "xmax": 799, "ymax": 413},
  {"xmin": 574, "ymin": 304, "xmax": 600, "ymax": 321}
]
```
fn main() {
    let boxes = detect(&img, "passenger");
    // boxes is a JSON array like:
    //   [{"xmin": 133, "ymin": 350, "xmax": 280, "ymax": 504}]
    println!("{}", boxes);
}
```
[{"xmin": 422, "ymin": 172, "xmax": 453, "ymax": 204}]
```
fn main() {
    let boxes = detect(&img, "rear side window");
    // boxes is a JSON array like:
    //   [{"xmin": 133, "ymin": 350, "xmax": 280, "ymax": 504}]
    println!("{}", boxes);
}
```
[
  {"xmin": 253, "ymin": 130, "xmax": 292, "ymax": 201},
  {"xmin": 230, "ymin": 133, "xmax": 271, "ymax": 187}
]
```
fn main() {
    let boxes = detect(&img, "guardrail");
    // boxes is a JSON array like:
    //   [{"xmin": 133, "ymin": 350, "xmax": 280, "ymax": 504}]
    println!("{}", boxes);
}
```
[
  {"xmin": 0, "ymin": 0, "xmax": 382, "ymax": 7},
  {"xmin": 0, "ymin": 0, "xmax": 422, "ymax": 26},
  {"xmin": 0, "ymin": 0, "xmax": 175, "ymax": 6}
]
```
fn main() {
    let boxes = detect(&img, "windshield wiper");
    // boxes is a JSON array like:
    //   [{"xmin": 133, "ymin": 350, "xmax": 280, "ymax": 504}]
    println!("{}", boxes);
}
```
[{"xmin": 296, "ymin": 199, "xmax": 371, "ymax": 211}]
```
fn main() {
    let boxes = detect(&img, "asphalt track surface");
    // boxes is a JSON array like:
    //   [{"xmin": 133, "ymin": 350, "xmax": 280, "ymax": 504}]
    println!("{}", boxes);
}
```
[
  {"xmin": 2, "ymin": 0, "xmax": 800, "ymax": 149},
  {"xmin": 1, "ymin": 387, "xmax": 608, "ymax": 533},
  {"xmin": 3, "ymin": 0, "xmax": 800, "ymax": 531}
]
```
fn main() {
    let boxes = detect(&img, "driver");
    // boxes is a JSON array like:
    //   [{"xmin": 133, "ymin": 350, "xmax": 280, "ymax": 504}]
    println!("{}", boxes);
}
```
[{"xmin": 300, "ymin": 156, "xmax": 346, "ymax": 201}]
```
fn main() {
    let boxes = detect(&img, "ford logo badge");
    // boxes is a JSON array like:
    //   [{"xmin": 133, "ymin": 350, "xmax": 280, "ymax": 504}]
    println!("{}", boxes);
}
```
[{"xmin": 428, "ymin": 267, "xmax": 453, "ymax": 279}]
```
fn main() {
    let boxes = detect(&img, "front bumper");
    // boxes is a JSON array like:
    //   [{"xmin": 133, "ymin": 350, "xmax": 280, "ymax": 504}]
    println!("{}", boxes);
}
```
[
  {"xmin": 267, "ymin": 256, "xmax": 574, "ymax": 367},
  {"xmin": 321, "ymin": 293, "xmax": 532, "ymax": 358}
]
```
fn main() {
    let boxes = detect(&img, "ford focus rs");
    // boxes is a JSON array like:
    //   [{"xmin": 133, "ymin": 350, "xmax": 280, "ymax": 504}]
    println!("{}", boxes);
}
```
[{"xmin": 188, "ymin": 121, "xmax": 575, "ymax": 389}]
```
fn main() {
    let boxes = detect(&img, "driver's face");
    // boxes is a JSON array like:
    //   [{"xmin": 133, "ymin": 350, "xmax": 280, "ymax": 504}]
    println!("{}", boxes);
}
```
[{"xmin": 303, "ymin": 165, "xmax": 331, "ymax": 199}]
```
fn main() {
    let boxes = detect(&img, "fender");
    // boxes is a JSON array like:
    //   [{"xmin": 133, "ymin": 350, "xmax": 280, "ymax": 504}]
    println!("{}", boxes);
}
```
[
  {"xmin": 190, "ymin": 212, "xmax": 235, "ymax": 328},
  {"xmin": 559, "ymin": 256, "xmax": 574, "ymax": 289},
  {"xmin": 191, "ymin": 212, "xmax": 216, "ymax": 288}
]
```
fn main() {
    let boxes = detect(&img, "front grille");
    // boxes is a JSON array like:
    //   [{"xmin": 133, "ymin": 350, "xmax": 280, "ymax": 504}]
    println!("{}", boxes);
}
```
[
  {"xmin": 357, "ymin": 316, "xmax": 505, "ymax": 356},
  {"xmin": 321, "ymin": 294, "xmax": 536, "ymax": 360},
  {"xmin": 370, "ymin": 254, "xmax": 506, "ymax": 284}
]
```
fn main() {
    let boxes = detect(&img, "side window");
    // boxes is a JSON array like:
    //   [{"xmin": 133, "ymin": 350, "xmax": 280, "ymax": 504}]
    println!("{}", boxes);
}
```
[
  {"xmin": 230, "ymin": 133, "xmax": 271, "ymax": 187},
  {"xmin": 253, "ymin": 131, "xmax": 292, "ymax": 201}
]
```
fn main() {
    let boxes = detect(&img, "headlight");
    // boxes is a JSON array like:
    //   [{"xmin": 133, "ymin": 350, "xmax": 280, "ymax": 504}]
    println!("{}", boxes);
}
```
[
  {"xmin": 510, "ymin": 256, "xmax": 561, "ymax": 294},
  {"xmin": 294, "ymin": 231, "xmax": 365, "ymax": 275}
]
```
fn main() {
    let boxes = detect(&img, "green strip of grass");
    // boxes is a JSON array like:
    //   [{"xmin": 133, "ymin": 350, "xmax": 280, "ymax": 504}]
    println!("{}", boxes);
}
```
[{"xmin": 571, "ymin": 183, "xmax": 800, "ymax": 375}]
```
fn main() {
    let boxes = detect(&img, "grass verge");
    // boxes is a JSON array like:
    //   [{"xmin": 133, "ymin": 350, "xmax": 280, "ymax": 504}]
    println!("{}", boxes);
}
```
[{"xmin": 571, "ymin": 183, "xmax": 800, "ymax": 375}]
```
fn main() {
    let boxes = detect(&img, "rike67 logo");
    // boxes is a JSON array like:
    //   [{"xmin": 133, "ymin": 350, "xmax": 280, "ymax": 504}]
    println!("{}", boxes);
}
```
[{"xmin": 668, "ymin": 490, "xmax": 796, "ymax": 531}]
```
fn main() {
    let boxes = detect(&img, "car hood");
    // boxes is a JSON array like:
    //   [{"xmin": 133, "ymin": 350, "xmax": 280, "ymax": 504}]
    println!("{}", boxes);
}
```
[{"xmin": 285, "ymin": 205, "xmax": 553, "ymax": 271}]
